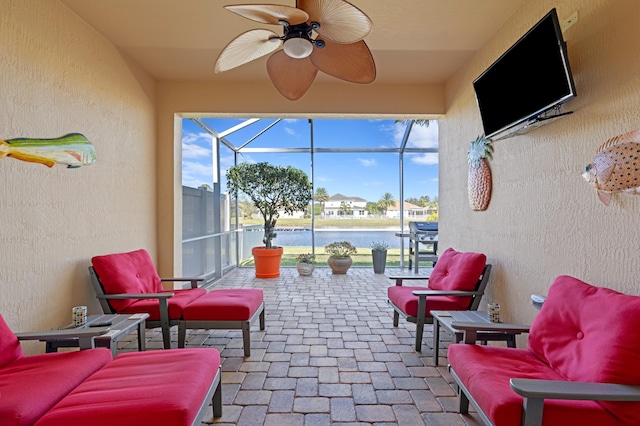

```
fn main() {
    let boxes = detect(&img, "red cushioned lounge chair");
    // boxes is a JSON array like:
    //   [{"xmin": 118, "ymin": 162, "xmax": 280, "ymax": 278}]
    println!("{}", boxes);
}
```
[
  {"xmin": 89, "ymin": 249, "xmax": 265, "ymax": 356},
  {"xmin": 387, "ymin": 247, "xmax": 491, "ymax": 351},
  {"xmin": 448, "ymin": 275, "xmax": 640, "ymax": 426},
  {"xmin": 0, "ymin": 314, "xmax": 221, "ymax": 426}
]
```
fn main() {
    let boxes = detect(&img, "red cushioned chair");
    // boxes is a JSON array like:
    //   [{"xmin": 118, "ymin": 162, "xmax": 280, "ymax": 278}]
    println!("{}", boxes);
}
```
[
  {"xmin": 0, "ymin": 314, "xmax": 222, "ymax": 426},
  {"xmin": 448, "ymin": 275, "xmax": 640, "ymax": 426},
  {"xmin": 387, "ymin": 248, "xmax": 491, "ymax": 351},
  {"xmin": 90, "ymin": 249, "xmax": 265, "ymax": 356}
]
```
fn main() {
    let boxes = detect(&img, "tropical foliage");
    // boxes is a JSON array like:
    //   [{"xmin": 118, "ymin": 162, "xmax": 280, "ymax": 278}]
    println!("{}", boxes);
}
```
[
  {"xmin": 296, "ymin": 253, "xmax": 317, "ymax": 264},
  {"xmin": 370, "ymin": 241, "xmax": 389, "ymax": 251},
  {"xmin": 226, "ymin": 162, "xmax": 312, "ymax": 248},
  {"xmin": 325, "ymin": 241, "xmax": 358, "ymax": 257}
]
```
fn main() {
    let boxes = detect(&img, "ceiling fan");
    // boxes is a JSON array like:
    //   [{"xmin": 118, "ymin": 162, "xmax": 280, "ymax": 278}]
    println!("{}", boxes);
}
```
[{"xmin": 214, "ymin": 0, "xmax": 376, "ymax": 101}]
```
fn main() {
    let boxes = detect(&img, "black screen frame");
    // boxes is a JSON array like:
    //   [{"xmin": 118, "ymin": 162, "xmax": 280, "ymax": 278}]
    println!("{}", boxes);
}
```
[{"xmin": 473, "ymin": 9, "xmax": 577, "ymax": 138}]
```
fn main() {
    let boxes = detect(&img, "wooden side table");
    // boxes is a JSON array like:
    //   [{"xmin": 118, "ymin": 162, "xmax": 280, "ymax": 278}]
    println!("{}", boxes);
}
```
[
  {"xmin": 431, "ymin": 310, "xmax": 529, "ymax": 366},
  {"xmin": 44, "ymin": 313, "xmax": 149, "ymax": 357}
]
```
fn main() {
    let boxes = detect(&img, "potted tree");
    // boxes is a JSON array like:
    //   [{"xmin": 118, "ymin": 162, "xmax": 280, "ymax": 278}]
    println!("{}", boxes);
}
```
[{"xmin": 226, "ymin": 162, "xmax": 312, "ymax": 278}]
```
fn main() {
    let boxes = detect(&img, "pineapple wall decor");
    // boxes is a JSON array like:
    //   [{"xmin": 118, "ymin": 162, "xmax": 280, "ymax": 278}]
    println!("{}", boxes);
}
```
[{"xmin": 468, "ymin": 135, "xmax": 494, "ymax": 211}]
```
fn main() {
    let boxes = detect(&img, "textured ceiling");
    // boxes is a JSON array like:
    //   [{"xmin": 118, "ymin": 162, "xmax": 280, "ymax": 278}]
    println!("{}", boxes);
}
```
[{"xmin": 59, "ymin": 0, "xmax": 526, "ymax": 87}]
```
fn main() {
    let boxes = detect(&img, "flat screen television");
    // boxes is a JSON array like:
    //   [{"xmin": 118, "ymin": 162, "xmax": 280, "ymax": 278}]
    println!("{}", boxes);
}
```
[{"xmin": 473, "ymin": 9, "xmax": 576, "ymax": 138}]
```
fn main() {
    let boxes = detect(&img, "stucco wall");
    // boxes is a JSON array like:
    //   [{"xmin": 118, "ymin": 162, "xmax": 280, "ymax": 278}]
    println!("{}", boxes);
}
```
[
  {"xmin": 440, "ymin": 0, "xmax": 640, "ymax": 325},
  {"xmin": 0, "ymin": 0, "xmax": 157, "ymax": 346}
]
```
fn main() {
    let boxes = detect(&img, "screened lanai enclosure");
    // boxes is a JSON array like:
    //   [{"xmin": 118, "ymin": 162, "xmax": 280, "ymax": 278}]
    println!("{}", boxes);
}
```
[{"xmin": 181, "ymin": 118, "xmax": 439, "ymax": 281}]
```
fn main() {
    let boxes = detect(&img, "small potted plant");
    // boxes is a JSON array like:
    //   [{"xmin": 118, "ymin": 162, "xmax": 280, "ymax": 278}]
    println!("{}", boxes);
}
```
[
  {"xmin": 370, "ymin": 241, "xmax": 389, "ymax": 274},
  {"xmin": 296, "ymin": 253, "xmax": 316, "ymax": 276},
  {"xmin": 325, "ymin": 241, "xmax": 357, "ymax": 274}
]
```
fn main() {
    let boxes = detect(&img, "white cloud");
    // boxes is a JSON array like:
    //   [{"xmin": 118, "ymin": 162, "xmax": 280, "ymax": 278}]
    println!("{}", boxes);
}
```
[
  {"xmin": 357, "ymin": 158, "xmax": 377, "ymax": 167},
  {"xmin": 182, "ymin": 160, "xmax": 213, "ymax": 188},
  {"xmin": 182, "ymin": 131, "xmax": 212, "ymax": 159},
  {"xmin": 391, "ymin": 121, "xmax": 439, "ymax": 149},
  {"xmin": 411, "ymin": 152, "xmax": 439, "ymax": 165},
  {"xmin": 284, "ymin": 127, "xmax": 296, "ymax": 135}
]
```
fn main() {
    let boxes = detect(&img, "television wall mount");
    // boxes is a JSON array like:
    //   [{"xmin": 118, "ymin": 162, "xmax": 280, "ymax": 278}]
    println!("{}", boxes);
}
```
[{"xmin": 492, "ymin": 104, "xmax": 573, "ymax": 141}]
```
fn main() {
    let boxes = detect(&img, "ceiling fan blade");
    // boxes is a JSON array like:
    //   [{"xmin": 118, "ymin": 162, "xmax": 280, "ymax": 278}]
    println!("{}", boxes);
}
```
[
  {"xmin": 310, "ymin": 39, "xmax": 375, "ymax": 83},
  {"xmin": 297, "ymin": 0, "xmax": 372, "ymax": 43},
  {"xmin": 224, "ymin": 4, "xmax": 309, "ymax": 26},
  {"xmin": 214, "ymin": 29, "xmax": 282, "ymax": 73},
  {"xmin": 267, "ymin": 50, "xmax": 318, "ymax": 100}
]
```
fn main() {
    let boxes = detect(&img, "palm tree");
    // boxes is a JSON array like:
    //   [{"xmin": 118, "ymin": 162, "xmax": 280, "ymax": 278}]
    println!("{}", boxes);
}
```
[
  {"xmin": 378, "ymin": 192, "xmax": 395, "ymax": 216},
  {"xmin": 314, "ymin": 187, "xmax": 329, "ymax": 217},
  {"xmin": 395, "ymin": 119, "xmax": 431, "ymax": 127}
]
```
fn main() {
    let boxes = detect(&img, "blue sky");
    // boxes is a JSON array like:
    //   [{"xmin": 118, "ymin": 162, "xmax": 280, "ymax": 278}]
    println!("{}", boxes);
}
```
[{"xmin": 182, "ymin": 118, "xmax": 439, "ymax": 203}]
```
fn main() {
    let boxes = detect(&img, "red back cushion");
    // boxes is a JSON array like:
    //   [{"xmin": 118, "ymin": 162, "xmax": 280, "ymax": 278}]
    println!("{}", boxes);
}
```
[
  {"xmin": 91, "ymin": 249, "xmax": 163, "ymax": 311},
  {"xmin": 528, "ymin": 275, "xmax": 640, "ymax": 423},
  {"xmin": 0, "ymin": 315, "xmax": 23, "ymax": 368},
  {"xmin": 429, "ymin": 248, "xmax": 486, "ymax": 291}
]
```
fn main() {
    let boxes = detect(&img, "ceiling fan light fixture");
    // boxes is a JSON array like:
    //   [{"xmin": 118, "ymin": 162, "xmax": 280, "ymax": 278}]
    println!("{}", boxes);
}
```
[{"xmin": 283, "ymin": 36, "xmax": 313, "ymax": 59}]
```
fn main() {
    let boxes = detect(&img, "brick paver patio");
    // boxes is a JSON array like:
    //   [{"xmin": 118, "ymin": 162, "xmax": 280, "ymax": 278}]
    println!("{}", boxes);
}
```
[{"xmin": 122, "ymin": 266, "xmax": 482, "ymax": 425}]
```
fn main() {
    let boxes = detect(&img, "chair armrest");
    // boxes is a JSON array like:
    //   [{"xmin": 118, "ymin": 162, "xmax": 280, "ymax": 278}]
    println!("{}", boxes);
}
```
[
  {"xmin": 510, "ymin": 378, "xmax": 640, "ymax": 401},
  {"xmin": 96, "ymin": 292, "xmax": 174, "ymax": 300},
  {"xmin": 450, "ymin": 321, "xmax": 531, "ymax": 334},
  {"xmin": 386, "ymin": 273, "xmax": 431, "ymax": 286},
  {"xmin": 412, "ymin": 290, "xmax": 480, "ymax": 297},
  {"xmin": 161, "ymin": 277, "xmax": 204, "ymax": 289},
  {"xmin": 16, "ymin": 327, "xmax": 110, "ymax": 341}
]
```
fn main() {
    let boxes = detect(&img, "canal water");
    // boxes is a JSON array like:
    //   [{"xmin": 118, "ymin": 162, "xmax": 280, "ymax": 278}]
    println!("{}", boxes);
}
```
[{"xmin": 264, "ymin": 229, "xmax": 405, "ymax": 249}]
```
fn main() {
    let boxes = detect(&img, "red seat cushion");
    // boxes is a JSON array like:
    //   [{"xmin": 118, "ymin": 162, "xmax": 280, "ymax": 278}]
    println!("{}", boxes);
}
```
[
  {"xmin": 183, "ymin": 289, "xmax": 264, "ymax": 321},
  {"xmin": 528, "ymin": 275, "xmax": 640, "ymax": 423},
  {"xmin": 387, "ymin": 248, "xmax": 487, "ymax": 316},
  {"xmin": 35, "ymin": 348, "xmax": 221, "ymax": 426},
  {"xmin": 387, "ymin": 286, "xmax": 467, "ymax": 317},
  {"xmin": 91, "ymin": 249, "xmax": 164, "ymax": 311},
  {"xmin": 427, "ymin": 248, "xmax": 486, "ymax": 308},
  {"xmin": 120, "ymin": 288, "xmax": 206, "ymax": 321},
  {"xmin": 0, "ymin": 348, "xmax": 112, "ymax": 426},
  {"xmin": 448, "ymin": 344, "xmax": 623, "ymax": 426},
  {"xmin": 0, "ymin": 315, "xmax": 23, "ymax": 368},
  {"xmin": 91, "ymin": 249, "xmax": 207, "ymax": 319}
]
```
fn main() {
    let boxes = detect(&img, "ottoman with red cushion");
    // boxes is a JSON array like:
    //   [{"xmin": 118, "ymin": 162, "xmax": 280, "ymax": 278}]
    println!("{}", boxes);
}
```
[{"xmin": 180, "ymin": 289, "xmax": 265, "ymax": 357}]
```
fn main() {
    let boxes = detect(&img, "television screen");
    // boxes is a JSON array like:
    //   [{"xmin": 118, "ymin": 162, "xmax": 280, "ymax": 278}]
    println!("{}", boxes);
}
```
[{"xmin": 473, "ymin": 9, "xmax": 576, "ymax": 138}]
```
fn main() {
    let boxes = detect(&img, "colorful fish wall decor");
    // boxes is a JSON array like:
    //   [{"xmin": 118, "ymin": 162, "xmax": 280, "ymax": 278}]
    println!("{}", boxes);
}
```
[
  {"xmin": 582, "ymin": 128, "xmax": 640, "ymax": 205},
  {"xmin": 0, "ymin": 133, "xmax": 96, "ymax": 168}
]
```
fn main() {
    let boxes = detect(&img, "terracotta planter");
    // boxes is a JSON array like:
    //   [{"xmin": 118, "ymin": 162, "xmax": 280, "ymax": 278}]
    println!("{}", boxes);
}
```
[
  {"xmin": 328, "ymin": 256, "xmax": 352, "ymax": 274},
  {"xmin": 252, "ymin": 246, "xmax": 283, "ymax": 278},
  {"xmin": 296, "ymin": 262, "xmax": 315, "ymax": 276}
]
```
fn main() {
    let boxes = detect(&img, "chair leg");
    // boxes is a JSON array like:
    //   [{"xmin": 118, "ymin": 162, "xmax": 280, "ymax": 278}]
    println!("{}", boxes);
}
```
[
  {"xmin": 159, "ymin": 298, "xmax": 172, "ymax": 349},
  {"xmin": 415, "ymin": 323, "xmax": 424, "ymax": 352},
  {"xmin": 259, "ymin": 307, "xmax": 265, "ymax": 330},
  {"xmin": 415, "ymin": 294, "xmax": 427, "ymax": 351},
  {"xmin": 458, "ymin": 388, "xmax": 470, "ymax": 414},
  {"xmin": 393, "ymin": 311, "xmax": 399, "ymax": 327},
  {"xmin": 213, "ymin": 376, "xmax": 222, "ymax": 417},
  {"xmin": 242, "ymin": 321, "xmax": 251, "ymax": 357},
  {"xmin": 178, "ymin": 322, "xmax": 187, "ymax": 348}
]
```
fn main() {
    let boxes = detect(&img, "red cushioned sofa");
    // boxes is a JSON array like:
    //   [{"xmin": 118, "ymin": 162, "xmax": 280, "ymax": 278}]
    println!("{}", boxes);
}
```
[
  {"xmin": 0, "ymin": 315, "xmax": 222, "ymax": 426},
  {"xmin": 448, "ymin": 275, "xmax": 640, "ymax": 426}
]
